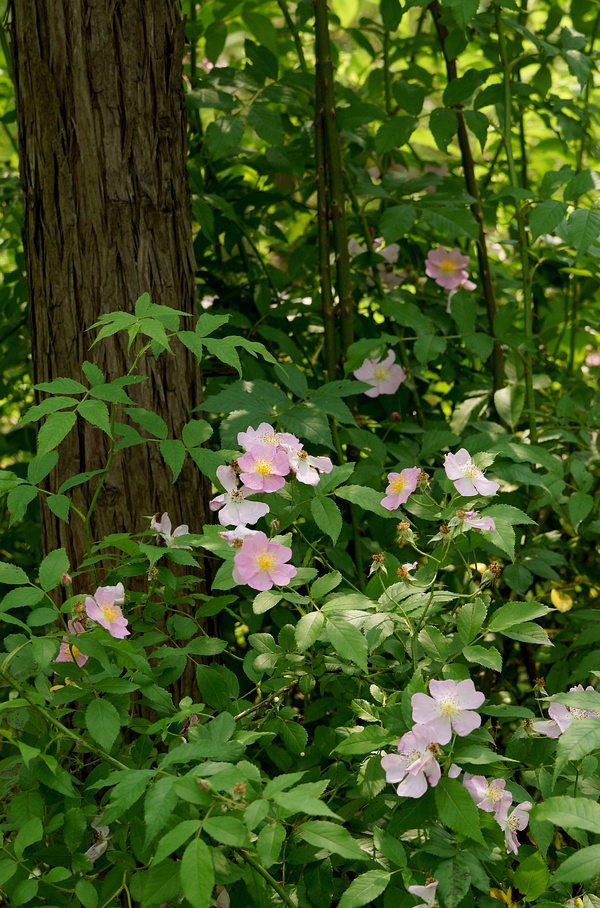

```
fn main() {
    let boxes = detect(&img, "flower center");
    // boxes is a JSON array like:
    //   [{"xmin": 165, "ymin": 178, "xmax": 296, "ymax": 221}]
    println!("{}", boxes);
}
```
[
  {"xmin": 100, "ymin": 604, "xmax": 118, "ymax": 621},
  {"xmin": 440, "ymin": 260, "xmax": 459, "ymax": 273},
  {"xmin": 374, "ymin": 367, "xmax": 388, "ymax": 381},
  {"xmin": 254, "ymin": 459, "xmax": 273, "ymax": 476},
  {"xmin": 463, "ymin": 463, "xmax": 481, "ymax": 479},
  {"xmin": 390, "ymin": 476, "xmax": 406, "ymax": 493},
  {"xmin": 507, "ymin": 815, "xmax": 519, "ymax": 832},
  {"xmin": 230, "ymin": 490, "xmax": 244, "ymax": 502},
  {"xmin": 438, "ymin": 695, "xmax": 460, "ymax": 718},
  {"xmin": 297, "ymin": 450, "xmax": 308, "ymax": 460},
  {"xmin": 256, "ymin": 552, "xmax": 277, "ymax": 572},
  {"xmin": 487, "ymin": 784, "xmax": 503, "ymax": 802},
  {"xmin": 260, "ymin": 432, "xmax": 278, "ymax": 445}
]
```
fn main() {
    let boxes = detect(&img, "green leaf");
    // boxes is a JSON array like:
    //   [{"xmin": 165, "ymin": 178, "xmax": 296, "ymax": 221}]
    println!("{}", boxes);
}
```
[
  {"xmin": 274, "ymin": 361, "xmax": 308, "ymax": 398},
  {"xmin": 75, "ymin": 880, "xmax": 98, "ymax": 908},
  {"xmin": 141, "ymin": 860, "xmax": 182, "ymax": 908},
  {"xmin": 334, "ymin": 726, "xmax": 393, "ymax": 756},
  {"xmin": 77, "ymin": 399, "xmax": 112, "ymax": 436},
  {"xmin": 375, "ymin": 116, "xmax": 418, "ymax": 153},
  {"xmin": 422, "ymin": 207, "xmax": 479, "ymax": 239},
  {"xmin": 498, "ymin": 622, "xmax": 550, "ymax": 645},
  {"xmin": 414, "ymin": 334, "xmax": 447, "ymax": 364},
  {"xmin": 436, "ymin": 855, "xmax": 472, "ymax": 908},
  {"xmin": 480, "ymin": 504, "xmax": 536, "ymax": 526},
  {"xmin": 326, "ymin": 616, "xmax": 368, "ymax": 671},
  {"xmin": 529, "ymin": 199, "xmax": 567, "ymax": 241},
  {"xmin": 381, "ymin": 0, "xmax": 402, "ymax": 31},
  {"xmin": 205, "ymin": 116, "xmax": 245, "ymax": 160},
  {"xmin": 14, "ymin": 817, "xmax": 43, "ymax": 859},
  {"xmin": 273, "ymin": 783, "xmax": 339, "ymax": 819},
  {"xmin": 311, "ymin": 497, "xmax": 343, "ymax": 544},
  {"xmin": 27, "ymin": 451, "xmax": 59, "ymax": 485},
  {"xmin": 182, "ymin": 419, "xmax": 213, "ymax": 448},
  {"xmin": 534, "ymin": 796, "xmax": 600, "ymax": 835},
  {"xmin": 153, "ymin": 820, "xmax": 200, "ymax": 865},
  {"xmin": 555, "ymin": 718, "xmax": 600, "ymax": 779},
  {"xmin": 463, "ymin": 645, "xmax": 502, "ymax": 672},
  {"xmin": 335, "ymin": 484, "xmax": 396, "ymax": 518},
  {"xmin": 338, "ymin": 870, "xmax": 391, "ymax": 908},
  {"xmin": 457, "ymin": 598, "xmax": 487, "ymax": 645},
  {"xmin": 299, "ymin": 820, "xmax": 367, "ymax": 861},
  {"xmin": 145, "ymin": 777, "xmax": 178, "ymax": 844},
  {"xmin": 1, "ymin": 586, "xmax": 44, "ymax": 612},
  {"xmin": 0, "ymin": 562, "xmax": 29, "ymax": 585},
  {"xmin": 435, "ymin": 777, "xmax": 485, "ymax": 844},
  {"xmin": 311, "ymin": 572, "xmax": 342, "ymax": 600},
  {"xmin": 180, "ymin": 839, "xmax": 214, "ymax": 908},
  {"xmin": 443, "ymin": 69, "xmax": 489, "ymax": 107},
  {"xmin": 513, "ymin": 852, "xmax": 550, "ymax": 901},
  {"xmin": 47, "ymin": 494, "xmax": 71, "ymax": 523},
  {"xmin": 568, "ymin": 491, "xmax": 593, "ymax": 530},
  {"xmin": 125, "ymin": 407, "xmax": 168, "ymax": 439},
  {"xmin": 159, "ymin": 439, "xmax": 187, "ymax": 482},
  {"xmin": 35, "ymin": 377, "xmax": 87, "ymax": 394},
  {"xmin": 253, "ymin": 591, "xmax": 282, "ymax": 615},
  {"xmin": 37, "ymin": 411, "xmax": 77, "ymax": 456},
  {"xmin": 442, "ymin": 0, "xmax": 480, "ymax": 28},
  {"xmin": 85, "ymin": 699, "xmax": 121, "ymax": 751},
  {"xmin": 7, "ymin": 485, "xmax": 38, "ymax": 526},
  {"xmin": 247, "ymin": 104, "xmax": 284, "ymax": 145},
  {"xmin": 38, "ymin": 548, "xmax": 69, "ymax": 591},
  {"xmin": 379, "ymin": 204, "xmax": 417, "ymax": 243},
  {"xmin": 463, "ymin": 109, "xmax": 489, "ymax": 151},
  {"xmin": 295, "ymin": 611, "xmax": 325, "ymax": 652},
  {"xmin": 256, "ymin": 823, "xmax": 286, "ymax": 867},
  {"xmin": 203, "ymin": 815, "xmax": 250, "ymax": 848},
  {"xmin": 82, "ymin": 361, "xmax": 105, "ymax": 386},
  {"xmin": 553, "ymin": 844, "xmax": 600, "ymax": 884},
  {"xmin": 494, "ymin": 384, "xmax": 525, "ymax": 430},
  {"xmin": 566, "ymin": 208, "xmax": 600, "ymax": 258},
  {"xmin": 488, "ymin": 601, "xmax": 550, "ymax": 632},
  {"xmin": 429, "ymin": 107, "xmax": 457, "ymax": 153}
]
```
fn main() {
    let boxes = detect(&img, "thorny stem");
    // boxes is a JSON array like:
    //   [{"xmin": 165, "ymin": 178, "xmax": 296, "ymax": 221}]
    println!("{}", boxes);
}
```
[
  {"xmin": 235, "ymin": 849, "xmax": 296, "ymax": 906},
  {"xmin": 430, "ymin": 0, "xmax": 505, "ymax": 403},
  {"xmin": 495, "ymin": 6, "xmax": 537, "ymax": 443}
]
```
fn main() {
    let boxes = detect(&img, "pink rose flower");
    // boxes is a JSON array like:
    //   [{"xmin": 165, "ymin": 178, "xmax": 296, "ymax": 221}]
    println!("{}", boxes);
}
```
[
  {"xmin": 85, "ymin": 585, "xmax": 130, "ymax": 639},
  {"xmin": 407, "ymin": 880, "xmax": 439, "ymax": 908},
  {"xmin": 209, "ymin": 465, "xmax": 270, "ymax": 527},
  {"xmin": 353, "ymin": 349, "xmax": 406, "ymax": 398},
  {"xmin": 463, "ymin": 773, "xmax": 513, "ymax": 816},
  {"xmin": 237, "ymin": 423, "xmax": 299, "ymax": 452},
  {"xmin": 287, "ymin": 448, "xmax": 333, "ymax": 487},
  {"xmin": 218, "ymin": 525, "xmax": 259, "ymax": 547},
  {"xmin": 533, "ymin": 684, "xmax": 599, "ymax": 737},
  {"xmin": 151, "ymin": 512, "xmax": 192, "ymax": 549},
  {"xmin": 495, "ymin": 800, "xmax": 532, "ymax": 855},
  {"xmin": 233, "ymin": 531, "xmax": 297, "ymax": 591},
  {"xmin": 84, "ymin": 818, "xmax": 111, "ymax": 863},
  {"xmin": 411, "ymin": 679, "xmax": 485, "ymax": 745},
  {"xmin": 238, "ymin": 444, "xmax": 290, "ymax": 492},
  {"xmin": 381, "ymin": 724, "xmax": 442, "ymax": 798},
  {"xmin": 448, "ymin": 509, "xmax": 496, "ymax": 534},
  {"xmin": 381, "ymin": 466, "xmax": 420, "ymax": 510},
  {"xmin": 56, "ymin": 619, "xmax": 88, "ymax": 668},
  {"xmin": 425, "ymin": 246, "xmax": 473, "ymax": 291},
  {"xmin": 444, "ymin": 448, "xmax": 499, "ymax": 497}
]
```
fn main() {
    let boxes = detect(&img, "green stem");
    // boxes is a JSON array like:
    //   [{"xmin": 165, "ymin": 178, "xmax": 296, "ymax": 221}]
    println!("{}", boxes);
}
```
[
  {"xmin": 575, "ymin": 7, "xmax": 600, "ymax": 173},
  {"xmin": 235, "ymin": 849, "xmax": 295, "ymax": 906},
  {"xmin": 495, "ymin": 5, "xmax": 537, "ymax": 443},
  {"xmin": 430, "ymin": 0, "xmax": 505, "ymax": 402},
  {"xmin": 314, "ymin": 0, "xmax": 354, "ymax": 357},
  {"xmin": 276, "ymin": 0, "xmax": 308, "ymax": 73}
]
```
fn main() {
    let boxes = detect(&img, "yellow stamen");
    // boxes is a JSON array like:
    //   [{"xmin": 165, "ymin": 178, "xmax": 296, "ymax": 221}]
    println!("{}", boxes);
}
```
[
  {"xmin": 390, "ymin": 476, "xmax": 406, "ymax": 493},
  {"xmin": 256, "ymin": 552, "xmax": 277, "ymax": 572},
  {"xmin": 254, "ymin": 459, "xmax": 273, "ymax": 476},
  {"xmin": 100, "ymin": 604, "xmax": 118, "ymax": 621},
  {"xmin": 374, "ymin": 367, "xmax": 388, "ymax": 381},
  {"xmin": 440, "ymin": 259, "xmax": 459, "ymax": 273}
]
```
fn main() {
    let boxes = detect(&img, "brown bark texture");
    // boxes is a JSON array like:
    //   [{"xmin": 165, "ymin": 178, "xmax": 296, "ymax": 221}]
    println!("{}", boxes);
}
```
[{"xmin": 8, "ymin": 0, "xmax": 210, "ymax": 583}]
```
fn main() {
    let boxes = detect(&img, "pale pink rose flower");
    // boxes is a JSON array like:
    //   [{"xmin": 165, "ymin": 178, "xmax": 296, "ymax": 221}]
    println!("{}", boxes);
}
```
[
  {"xmin": 448, "ymin": 763, "xmax": 462, "ymax": 779},
  {"xmin": 287, "ymin": 448, "xmax": 333, "ymax": 486},
  {"xmin": 444, "ymin": 448, "xmax": 499, "ymax": 497},
  {"xmin": 209, "ymin": 464, "xmax": 270, "ymax": 527},
  {"xmin": 218, "ymin": 525, "xmax": 259, "ymax": 546},
  {"xmin": 56, "ymin": 619, "xmax": 88, "ymax": 668},
  {"xmin": 408, "ymin": 880, "xmax": 439, "ymax": 908},
  {"xmin": 495, "ymin": 800, "xmax": 532, "ymax": 855},
  {"xmin": 449, "ymin": 509, "xmax": 496, "ymax": 534},
  {"xmin": 238, "ymin": 444, "xmax": 290, "ymax": 492},
  {"xmin": 381, "ymin": 466, "xmax": 420, "ymax": 510},
  {"xmin": 446, "ymin": 277, "xmax": 477, "ymax": 313},
  {"xmin": 381, "ymin": 724, "xmax": 442, "ymax": 798},
  {"xmin": 233, "ymin": 531, "xmax": 297, "ymax": 591},
  {"xmin": 412, "ymin": 679, "xmax": 485, "ymax": 745},
  {"xmin": 533, "ymin": 684, "xmax": 599, "ymax": 737},
  {"xmin": 353, "ymin": 349, "xmax": 406, "ymax": 398},
  {"xmin": 84, "ymin": 818, "xmax": 111, "ymax": 863},
  {"xmin": 85, "ymin": 586, "xmax": 130, "ymax": 639},
  {"xmin": 101, "ymin": 582, "xmax": 125, "ymax": 605},
  {"xmin": 237, "ymin": 423, "xmax": 299, "ymax": 452},
  {"xmin": 463, "ymin": 773, "xmax": 513, "ymax": 816},
  {"xmin": 425, "ymin": 246, "xmax": 472, "ymax": 291},
  {"xmin": 151, "ymin": 512, "xmax": 192, "ymax": 549}
]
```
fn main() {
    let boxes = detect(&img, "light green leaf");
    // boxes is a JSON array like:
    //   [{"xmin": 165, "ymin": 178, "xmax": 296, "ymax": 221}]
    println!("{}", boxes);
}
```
[
  {"xmin": 299, "ymin": 820, "xmax": 367, "ymax": 860},
  {"xmin": 488, "ymin": 601, "xmax": 550, "ymax": 632},
  {"xmin": 457, "ymin": 598, "xmax": 487, "ymax": 645},
  {"xmin": 463, "ymin": 645, "xmax": 502, "ymax": 672},
  {"xmin": 534, "ymin": 796, "xmax": 600, "ymax": 835},
  {"xmin": 435, "ymin": 777, "xmax": 485, "ymax": 844},
  {"xmin": 513, "ymin": 852, "xmax": 550, "ymax": 901},
  {"xmin": 529, "ymin": 199, "xmax": 567, "ymax": 240},
  {"xmin": 126, "ymin": 407, "xmax": 168, "ymax": 439},
  {"xmin": 311, "ymin": 497, "xmax": 342, "ymax": 544},
  {"xmin": 159, "ymin": 439, "xmax": 187, "ymax": 482},
  {"xmin": 37, "ymin": 410, "xmax": 77, "ymax": 456},
  {"xmin": 153, "ymin": 820, "xmax": 201, "ymax": 865},
  {"xmin": 77, "ymin": 399, "xmax": 112, "ymax": 436},
  {"xmin": 338, "ymin": 870, "xmax": 391, "ymax": 908},
  {"xmin": 14, "ymin": 817, "xmax": 43, "ymax": 859},
  {"xmin": 326, "ymin": 616, "xmax": 368, "ymax": 671},
  {"xmin": 75, "ymin": 879, "xmax": 98, "ymax": 908},
  {"xmin": 494, "ymin": 384, "xmax": 525, "ymax": 430},
  {"xmin": 85, "ymin": 699, "xmax": 121, "ymax": 751},
  {"xmin": 182, "ymin": 419, "xmax": 212, "ymax": 448},
  {"xmin": 566, "ymin": 208, "xmax": 600, "ymax": 258},
  {"xmin": 553, "ymin": 844, "xmax": 600, "ymax": 884},
  {"xmin": 256, "ymin": 823, "xmax": 286, "ymax": 868},
  {"xmin": 145, "ymin": 777, "xmax": 178, "ymax": 844},
  {"xmin": 203, "ymin": 815, "xmax": 250, "ymax": 848},
  {"xmin": 568, "ymin": 491, "xmax": 593, "ymax": 530},
  {"xmin": 555, "ymin": 718, "xmax": 600, "ymax": 779},
  {"xmin": 35, "ymin": 377, "xmax": 87, "ymax": 394},
  {"xmin": 335, "ymin": 484, "xmax": 396, "ymax": 518},
  {"xmin": 7, "ymin": 485, "xmax": 38, "ymax": 526},
  {"xmin": 379, "ymin": 205, "xmax": 416, "ymax": 243},
  {"xmin": 0, "ymin": 562, "xmax": 29, "ymax": 586},
  {"xmin": 39, "ymin": 548, "xmax": 69, "ymax": 592},
  {"xmin": 47, "ymin": 494, "xmax": 71, "ymax": 523},
  {"xmin": 295, "ymin": 611, "xmax": 325, "ymax": 652},
  {"xmin": 27, "ymin": 451, "xmax": 59, "ymax": 485}
]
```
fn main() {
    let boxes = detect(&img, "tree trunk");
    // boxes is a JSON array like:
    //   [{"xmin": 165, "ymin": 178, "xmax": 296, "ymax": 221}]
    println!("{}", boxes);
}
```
[
  {"xmin": 8, "ymin": 0, "xmax": 210, "ymax": 698},
  {"xmin": 8, "ymin": 0, "xmax": 208, "ymax": 555}
]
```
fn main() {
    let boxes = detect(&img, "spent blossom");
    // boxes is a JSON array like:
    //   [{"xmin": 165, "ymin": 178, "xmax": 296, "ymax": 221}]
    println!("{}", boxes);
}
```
[
  {"xmin": 381, "ymin": 724, "xmax": 442, "ymax": 798},
  {"xmin": 151, "ymin": 512, "xmax": 192, "ymax": 549},
  {"xmin": 412, "ymin": 679, "xmax": 485, "ymax": 745},
  {"xmin": 238, "ymin": 444, "xmax": 290, "ymax": 492},
  {"xmin": 495, "ymin": 800, "xmax": 532, "ymax": 855},
  {"xmin": 84, "ymin": 818, "xmax": 112, "ymax": 863},
  {"xmin": 85, "ymin": 585, "xmax": 130, "ymax": 639},
  {"xmin": 408, "ymin": 880, "xmax": 439, "ymax": 908},
  {"xmin": 444, "ymin": 448, "xmax": 499, "ymax": 497},
  {"xmin": 381, "ymin": 466, "xmax": 420, "ymax": 511},
  {"xmin": 448, "ymin": 509, "xmax": 496, "ymax": 535},
  {"xmin": 353, "ymin": 349, "xmax": 406, "ymax": 398},
  {"xmin": 210, "ymin": 464, "xmax": 270, "ymax": 527},
  {"xmin": 219, "ymin": 525, "xmax": 259, "ymax": 548},
  {"xmin": 463, "ymin": 773, "xmax": 513, "ymax": 816},
  {"xmin": 233, "ymin": 531, "xmax": 297, "ymax": 591},
  {"xmin": 55, "ymin": 620, "xmax": 88, "ymax": 668},
  {"xmin": 425, "ymin": 246, "xmax": 475, "ymax": 292}
]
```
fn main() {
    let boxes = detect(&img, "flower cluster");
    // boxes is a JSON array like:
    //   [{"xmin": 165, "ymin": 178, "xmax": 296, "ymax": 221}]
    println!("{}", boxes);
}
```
[
  {"xmin": 55, "ymin": 582, "xmax": 130, "ymax": 669},
  {"xmin": 210, "ymin": 423, "xmax": 333, "ymax": 590},
  {"xmin": 382, "ymin": 679, "xmax": 484, "ymax": 797},
  {"xmin": 533, "ymin": 684, "xmax": 600, "ymax": 738}
]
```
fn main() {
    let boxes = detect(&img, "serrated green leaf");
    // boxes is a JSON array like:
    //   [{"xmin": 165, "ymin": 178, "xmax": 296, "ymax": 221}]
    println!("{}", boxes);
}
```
[
  {"xmin": 295, "ymin": 611, "xmax": 325, "ymax": 652},
  {"xmin": 85, "ymin": 699, "xmax": 121, "ymax": 751},
  {"xmin": 159, "ymin": 439, "xmax": 187, "ymax": 482},
  {"xmin": 145, "ymin": 777, "xmax": 178, "ymax": 845},
  {"xmin": 39, "ymin": 548, "xmax": 69, "ymax": 591},
  {"xmin": 182, "ymin": 419, "xmax": 212, "ymax": 448},
  {"xmin": 338, "ymin": 870, "xmax": 391, "ymax": 908},
  {"xmin": 529, "ymin": 199, "xmax": 567, "ymax": 241},
  {"xmin": 153, "ymin": 820, "xmax": 200, "ymax": 865},
  {"xmin": 534, "ymin": 796, "xmax": 600, "ymax": 835},
  {"xmin": 0, "ymin": 561, "xmax": 30, "ymax": 586},
  {"xmin": 125, "ymin": 407, "xmax": 168, "ymax": 439},
  {"xmin": 77, "ymin": 399, "xmax": 112, "ymax": 436},
  {"xmin": 555, "ymin": 718, "xmax": 600, "ymax": 780},
  {"xmin": 180, "ymin": 839, "xmax": 214, "ymax": 908},
  {"xmin": 326, "ymin": 616, "xmax": 368, "ymax": 671},
  {"xmin": 7, "ymin": 485, "xmax": 38, "ymax": 525},
  {"xmin": 311, "ymin": 497, "xmax": 342, "ymax": 544},
  {"xmin": 566, "ymin": 208, "xmax": 600, "ymax": 258},
  {"xmin": 299, "ymin": 820, "xmax": 367, "ymax": 860},
  {"xmin": 37, "ymin": 411, "xmax": 77, "ymax": 456},
  {"xmin": 553, "ymin": 844, "xmax": 600, "ymax": 884},
  {"xmin": 463, "ymin": 644, "xmax": 502, "ymax": 672},
  {"xmin": 203, "ymin": 815, "xmax": 250, "ymax": 848},
  {"xmin": 256, "ymin": 823, "xmax": 286, "ymax": 867},
  {"xmin": 35, "ymin": 377, "xmax": 87, "ymax": 394},
  {"xmin": 27, "ymin": 451, "xmax": 59, "ymax": 485},
  {"xmin": 435, "ymin": 777, "xmax": 485, "ymax": 843}
]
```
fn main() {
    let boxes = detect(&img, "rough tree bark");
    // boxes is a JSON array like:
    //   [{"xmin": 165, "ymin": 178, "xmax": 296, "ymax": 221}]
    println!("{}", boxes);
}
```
[{"xmin": 8, "ymin": 0, "xmax": 209, "ymax": 574}]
